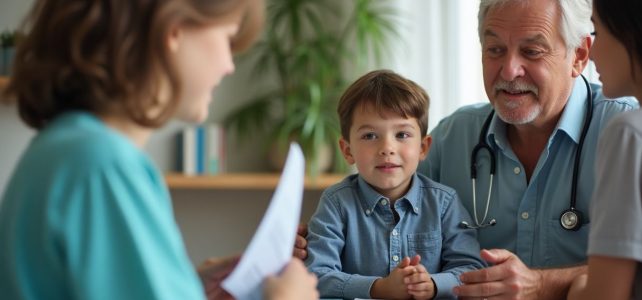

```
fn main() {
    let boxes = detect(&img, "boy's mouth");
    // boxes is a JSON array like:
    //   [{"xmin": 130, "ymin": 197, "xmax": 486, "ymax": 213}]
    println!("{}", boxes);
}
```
[{"xmin": 376, "ymin": 163, "xmax": 401, "ymax": 170}]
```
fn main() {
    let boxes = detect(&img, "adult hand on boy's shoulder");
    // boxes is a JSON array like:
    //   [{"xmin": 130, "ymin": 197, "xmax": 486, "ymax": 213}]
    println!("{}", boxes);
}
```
[
  {"xmin": 370, "ymin": 256, "xmax": 418, "ymax": 299},
  {"xmin": 197, "ymin": 255, "xmax": 240, "ymax": 300},
  {"xmin": 293, "ymin": 223, "xmax": 308, "ymax": 260}
]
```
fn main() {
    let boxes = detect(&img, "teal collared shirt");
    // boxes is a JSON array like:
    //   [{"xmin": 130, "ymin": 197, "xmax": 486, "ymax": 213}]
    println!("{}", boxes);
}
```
[
  {"xmin": 305, "ymin": 173, "xmax": 485, "ymax": 299},
  {"xmin": 419, "ymin": 77, "xmax": 638, "ymax": 268}
]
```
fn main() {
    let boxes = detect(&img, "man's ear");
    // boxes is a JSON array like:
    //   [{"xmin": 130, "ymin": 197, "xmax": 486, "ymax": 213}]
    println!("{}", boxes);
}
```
[
  {"xmin": 572, "ymin": 36, "xmax": 592, "ymax": 77},
  {"xmin": 339, "ymin": 137, "xmax": 355, "ymax": 165},
  {"xmin": 419, "ymin": 135, "xmax": 432, "ymax": 161}
]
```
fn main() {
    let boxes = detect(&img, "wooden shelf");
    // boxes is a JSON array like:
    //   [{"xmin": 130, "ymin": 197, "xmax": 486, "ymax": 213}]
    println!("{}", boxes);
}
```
[
  {"xmin": 0, "ymin": 76, "xmax": 11, "ymax": 104},
  {"xmin": 0, "ymin": 76, "xmax": 8, "ymax": 90},
  {"xmin": 165, "ymin": 173, "xmax": 345, "ymax": 190}
]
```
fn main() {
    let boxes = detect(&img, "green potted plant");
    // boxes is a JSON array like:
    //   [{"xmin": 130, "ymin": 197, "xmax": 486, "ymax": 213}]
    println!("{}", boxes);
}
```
[
  {"xmin": 1, "ymin": 30, "xmax": 19, "ymax": 76},
  {"xmin": 225, "ymin": 0, "xmax": 399, "ymax": 175}
]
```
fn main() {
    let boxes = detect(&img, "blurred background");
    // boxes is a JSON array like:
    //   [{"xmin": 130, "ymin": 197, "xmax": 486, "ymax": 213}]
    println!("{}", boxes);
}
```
[{"xmin": 0, "ymin": 0, "xmax": 597, "ymax": 265}]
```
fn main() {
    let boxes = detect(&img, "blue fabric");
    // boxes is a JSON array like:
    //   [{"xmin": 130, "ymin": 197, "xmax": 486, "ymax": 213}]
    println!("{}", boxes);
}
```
[
  {"xmin": 305, "ymin": 173, "xmax": 486, "ymax": 299},
  {"xmin": 418, "ymin": 77, "xmax": 638, "ymax": 268},
  {"xmin": 0, "ymin": 112, "xmax": 204, "ymax": 300}
]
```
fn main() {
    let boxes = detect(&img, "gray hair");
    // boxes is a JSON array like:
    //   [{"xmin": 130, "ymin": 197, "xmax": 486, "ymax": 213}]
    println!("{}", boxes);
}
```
[{"xmin": 478, "ymin": 0, "xmax": 592, "ymax": 52}]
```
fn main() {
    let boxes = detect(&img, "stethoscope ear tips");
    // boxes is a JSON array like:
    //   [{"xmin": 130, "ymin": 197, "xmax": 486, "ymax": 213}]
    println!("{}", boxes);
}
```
[
  {"xmin": 459, "ymin": 221, "xmax": 471, "ymax": 229},
  {"xmin": 459, "ymin": 219, "xmax": 497, "ymax": 229}
]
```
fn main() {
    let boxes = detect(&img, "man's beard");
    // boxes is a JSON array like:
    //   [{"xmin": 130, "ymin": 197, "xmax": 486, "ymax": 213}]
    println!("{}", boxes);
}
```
[{"xmin": 492, "ymin": 79, "xmax": 540, "ymax": 125}]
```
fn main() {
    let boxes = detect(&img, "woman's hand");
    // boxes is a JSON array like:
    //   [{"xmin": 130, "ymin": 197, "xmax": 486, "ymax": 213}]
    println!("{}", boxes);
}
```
[
  {"xmin": 197, "ymin": 255, "xmax": 240, "ymax": 300},
  {"xmin": 263, "ymin": 258, "xmax": 319, "ymax": 300}
]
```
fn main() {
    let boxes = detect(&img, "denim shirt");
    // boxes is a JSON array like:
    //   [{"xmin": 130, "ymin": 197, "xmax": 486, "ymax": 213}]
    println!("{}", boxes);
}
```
[
  {"xmin": 305, "ymin": 173, "xmax": 485, "ymax": 299},
  {"xmin": 419, "ymin": 77, "xmax": 639, "ymax": 267}
]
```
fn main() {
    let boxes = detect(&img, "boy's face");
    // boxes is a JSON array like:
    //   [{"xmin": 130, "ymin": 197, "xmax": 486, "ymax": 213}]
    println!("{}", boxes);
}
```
[{"xmin": 339, "ymin": 103, "xmax": 431, "ymax": 201}]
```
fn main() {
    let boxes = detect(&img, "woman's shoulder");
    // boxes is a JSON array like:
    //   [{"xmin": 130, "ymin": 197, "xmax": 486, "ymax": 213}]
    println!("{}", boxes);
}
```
[
  {"xmin": 26, "ymin": 112, "xmax": 150, "ymax": 175},
  {"xmin": 602, "ymin": 109, "xmax": 642, "ymax": 137}
]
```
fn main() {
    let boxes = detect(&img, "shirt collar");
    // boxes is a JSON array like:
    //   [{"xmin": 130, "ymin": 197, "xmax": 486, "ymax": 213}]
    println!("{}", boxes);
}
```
[
  {"xmin": 486, "ymin": 76, "xmax": 589, "ymax": 148},
  {"xmin": 487, "ymin": 112, "xmax": 507, "ymax": 151},
  {"xmin": 555, "ymin": 76, "xmax": 589, "ymax": 143},
  {"xmin": 357, "ymin": 173, "xmax": 422, "ymax": 215}
]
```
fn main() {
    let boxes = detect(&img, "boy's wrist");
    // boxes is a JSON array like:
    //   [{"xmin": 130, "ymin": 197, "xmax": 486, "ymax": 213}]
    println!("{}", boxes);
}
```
[
  {"xmin": 369, "ymin": 277, "xmax": 386, "ymax": 298},
  {"xmin": 370, "ymin": 277, "xmax": 401, "ymax": 299},
  {"xmin": 430, "ymin": 277, "xmax": 437, "ymax": 299}
]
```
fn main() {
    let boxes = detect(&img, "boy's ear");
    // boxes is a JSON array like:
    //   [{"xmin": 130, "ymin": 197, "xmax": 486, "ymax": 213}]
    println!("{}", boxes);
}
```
[
  {"xmin": 167, "ymin": 24, "xmax": 182, "ymax": 53},
  {"xmin": 419, "ymin": 135, "xmax": 432, "ymax": 160},
  {"xmin": 339, "ymin": 137, "xmax": 355, "ymax": 165}
]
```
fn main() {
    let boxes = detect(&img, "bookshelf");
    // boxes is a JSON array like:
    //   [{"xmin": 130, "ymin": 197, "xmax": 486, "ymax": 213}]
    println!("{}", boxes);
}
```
[{"xmin": 165, "ymin": 173, "xmax": 345, "ymax": 190}]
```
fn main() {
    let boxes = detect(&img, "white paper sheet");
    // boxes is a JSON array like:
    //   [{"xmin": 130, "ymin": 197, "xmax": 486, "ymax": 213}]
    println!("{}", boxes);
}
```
[{"xmin": 221, "ymin": 143, "xmax": 305, "ymax": 300}]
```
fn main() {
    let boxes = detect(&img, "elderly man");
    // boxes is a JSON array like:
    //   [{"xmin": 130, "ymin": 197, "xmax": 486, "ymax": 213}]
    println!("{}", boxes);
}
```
[
  {"xmin": 295, "ymin": 0, "xmax": 637, "ymax": 299},
  {"xmin": 422, "ymin": 0, "xmax": 637, "ymax": 298}
]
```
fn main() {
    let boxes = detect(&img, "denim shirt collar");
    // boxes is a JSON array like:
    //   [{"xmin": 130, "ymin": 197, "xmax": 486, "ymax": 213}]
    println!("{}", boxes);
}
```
[
  {"xmin": 486, "ymin": 76, "xmax": 588, "ymax": 150},
  {"xmin": 357, "ymin": 173, "xmax": 421, "ymax": 216},
  {"xmin": 554, "ymin": 76, "xmax": 589, "ymax": 144}
]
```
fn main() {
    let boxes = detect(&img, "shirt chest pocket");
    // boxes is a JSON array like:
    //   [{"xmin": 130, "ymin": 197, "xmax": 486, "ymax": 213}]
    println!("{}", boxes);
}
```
[{"xmin": 407, "ymin": 231, "xmax": 441, "ymax": 254}]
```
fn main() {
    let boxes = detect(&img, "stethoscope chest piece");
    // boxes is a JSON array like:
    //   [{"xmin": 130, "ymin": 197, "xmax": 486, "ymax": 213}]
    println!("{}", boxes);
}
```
[{"xmin": 560, "ymin": 208, "xmax": 583, "ymax": 231}]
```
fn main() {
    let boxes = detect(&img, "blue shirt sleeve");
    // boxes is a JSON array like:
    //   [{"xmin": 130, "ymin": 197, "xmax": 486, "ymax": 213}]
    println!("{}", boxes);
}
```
[{"xmin": 431, "ymin": 189, "xmax": 486, "ymax": 298}]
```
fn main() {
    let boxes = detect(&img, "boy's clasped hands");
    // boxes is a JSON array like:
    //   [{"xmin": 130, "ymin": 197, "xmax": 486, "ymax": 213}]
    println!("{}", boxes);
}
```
[{"xmin": 370, "ymin": 255, "xmax": 435, "ymax": 300}]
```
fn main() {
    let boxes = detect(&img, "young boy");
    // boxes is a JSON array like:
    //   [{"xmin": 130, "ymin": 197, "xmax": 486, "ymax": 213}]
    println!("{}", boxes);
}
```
[{"xmin": 304, "ymin": 70, "xmax": 485, "ymax": 299}]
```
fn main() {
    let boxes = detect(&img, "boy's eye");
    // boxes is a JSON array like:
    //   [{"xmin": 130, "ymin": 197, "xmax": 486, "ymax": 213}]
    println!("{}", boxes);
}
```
[
  {"xmin": 361, "ymin": 133, "xmax": 377, "ymax": 140},
  {"xmin": 396, "ymin": 132, "xmax": 411, "ymax": 139}
]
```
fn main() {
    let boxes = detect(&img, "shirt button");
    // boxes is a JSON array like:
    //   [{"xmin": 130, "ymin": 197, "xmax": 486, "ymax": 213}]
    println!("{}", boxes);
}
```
[
  {"xmin": 514, "ymin": 167, "xmax": 521, "ymax": 174},
  {"xmin": 392, "ymin": 229, "xmax": 398, "ymax": 236},
  {"xmin": 392, "ymin": 255, "xmax": 399, "ymax": 262},
  {"xmin": 380, "ymin": 199, "xmax": 388, "ymax": 206},
  {"xmin": 521, "ymin": 212, "xmax": 529, "ymax": 219},
  {"xmin": 365, "ymin": 209, "xmax": 371, "ymax": 215},
  {"xmin": 413, "ymin": 207, "xmax": 418, "ymax": 213}
]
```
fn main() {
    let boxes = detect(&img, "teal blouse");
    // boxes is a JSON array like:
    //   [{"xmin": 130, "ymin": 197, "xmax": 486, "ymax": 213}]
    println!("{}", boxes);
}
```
[{"xmin": 0, "ymin": 112, "xmax": 204, "ymax": 300}]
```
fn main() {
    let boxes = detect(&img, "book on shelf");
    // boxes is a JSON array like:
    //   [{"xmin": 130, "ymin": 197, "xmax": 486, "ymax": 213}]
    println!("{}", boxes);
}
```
[{"xmin": 177, "ymin": 123, "xmax": 225, "ymax": 175}]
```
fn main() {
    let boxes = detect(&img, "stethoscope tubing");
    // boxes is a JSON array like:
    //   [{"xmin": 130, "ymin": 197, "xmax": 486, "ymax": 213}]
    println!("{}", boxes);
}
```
[{"xmin": 467, "ymin": 74, "xmax": 593, "ymax": 231}]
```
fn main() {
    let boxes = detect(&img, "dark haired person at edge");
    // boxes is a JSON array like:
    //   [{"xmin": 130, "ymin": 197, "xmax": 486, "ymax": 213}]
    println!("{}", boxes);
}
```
[
  {"xmin": 0, "ymin": 0, "xmax": 318, "ymax": 299},
  {"xmin": 567, "ymin": 0, "xmax": 642, "ymax": 299},
  {"xmin": 292, "ymin": 0, "xmax": 639, "ymax": 299}
]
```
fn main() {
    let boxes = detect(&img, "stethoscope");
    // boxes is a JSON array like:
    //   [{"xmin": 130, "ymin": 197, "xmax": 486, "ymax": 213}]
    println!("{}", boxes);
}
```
[{"xmin": 460, "ymin": 74, "xmax": 593, "ymax": 231}]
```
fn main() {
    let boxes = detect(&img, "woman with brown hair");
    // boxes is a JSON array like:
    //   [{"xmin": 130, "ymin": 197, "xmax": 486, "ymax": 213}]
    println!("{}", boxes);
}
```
[{"xmin": 0, "ymin": 0, "xmax": 318, "ymax": 299}]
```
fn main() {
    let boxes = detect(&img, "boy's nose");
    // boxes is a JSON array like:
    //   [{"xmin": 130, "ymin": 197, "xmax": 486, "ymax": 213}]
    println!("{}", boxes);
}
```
[{"xmin": 379, "ymin": 141, "xmax": 395, "ymax": 155}]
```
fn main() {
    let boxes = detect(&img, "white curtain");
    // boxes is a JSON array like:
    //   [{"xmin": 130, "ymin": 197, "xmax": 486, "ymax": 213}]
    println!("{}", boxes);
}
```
[{"xmin": 385, "ymin": 0, "xmax": 487, "ymax": 130}]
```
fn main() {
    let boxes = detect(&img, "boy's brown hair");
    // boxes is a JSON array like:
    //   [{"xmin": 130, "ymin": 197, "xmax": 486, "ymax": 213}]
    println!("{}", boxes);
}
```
[
  {"xmin": 337, "ymin": 69, "xmax": 429, "ymax": 140},
  {"xmin": 4, "ymin": 0, "xmax": 264, "ymax": 130}
]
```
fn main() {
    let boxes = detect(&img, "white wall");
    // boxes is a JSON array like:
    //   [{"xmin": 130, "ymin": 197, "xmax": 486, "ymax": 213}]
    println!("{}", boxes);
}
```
[
  {"xmin": 0, "ymin": 0, "xmax": 35, "ymax": 196},
  {"xmin": 173, "ymin": 189, "xmax": 322, "ymax": 264}
]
